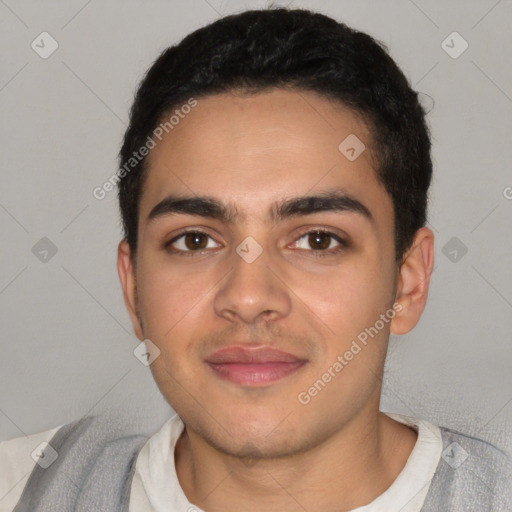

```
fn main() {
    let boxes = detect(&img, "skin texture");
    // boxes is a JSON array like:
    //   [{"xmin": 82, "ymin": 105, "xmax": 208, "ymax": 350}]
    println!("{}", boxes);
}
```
[{"xmin": 117, "ymin": 88, "xmax": 434, "ymax": 512}]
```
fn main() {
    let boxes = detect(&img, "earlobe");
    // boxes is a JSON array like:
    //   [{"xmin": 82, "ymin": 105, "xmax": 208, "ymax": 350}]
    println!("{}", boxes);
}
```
[
  {"xmin": 390, "ymin": 227, "xmax": 435, "ymax": 335},
  {"xmin": 117, "ymin": 240, "xmax": 144, "ymax": 340}
]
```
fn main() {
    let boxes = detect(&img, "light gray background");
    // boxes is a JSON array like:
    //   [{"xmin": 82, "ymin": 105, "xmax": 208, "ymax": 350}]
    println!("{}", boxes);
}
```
[{"xmin": 1, "ymin": 0, "xmax": 511, "ymax": 451}]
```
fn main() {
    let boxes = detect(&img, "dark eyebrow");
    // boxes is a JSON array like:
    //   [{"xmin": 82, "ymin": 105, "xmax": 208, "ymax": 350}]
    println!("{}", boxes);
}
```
[
  {"xmin": 147, "ymin": 195, "xmax": 239, "ymax": 224},
  {"xmin": 146, "ymin": 190, "xmax": 373, "ymax": 225},
  {"xmin": 274, "ymin": 191, "xmax": 372, "ymax": 224}
]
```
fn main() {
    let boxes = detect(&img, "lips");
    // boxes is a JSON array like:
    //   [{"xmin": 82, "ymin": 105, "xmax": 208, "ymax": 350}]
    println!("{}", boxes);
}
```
[
  {"xmin": 205, "ymin": 345, "xmax": 308, "ymax": 386},
  {"xmin": 206, "ymin": 346, "xmax": 305, "ymax": 364}
]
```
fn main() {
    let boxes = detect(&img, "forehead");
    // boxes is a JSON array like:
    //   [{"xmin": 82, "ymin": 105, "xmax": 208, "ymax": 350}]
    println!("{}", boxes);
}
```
[{"xmin": 139, "ymin": 88, "xmax": 392, "ymax": 228}]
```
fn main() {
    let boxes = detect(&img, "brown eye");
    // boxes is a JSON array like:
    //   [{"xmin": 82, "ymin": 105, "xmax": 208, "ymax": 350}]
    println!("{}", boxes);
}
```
[
  {"xmin": 288, "ymin": 229, "xmax": 349, "ymax": 259},
  {"xmin": 307, "ymin": 231, "xmax": 332, "ymax": 250},
  {"xmin": 166, "ymin": 231, "xmax": 221, "ymax": 253},
  {"xmin": 183, "ymin": 232, "xmax": 208, "ymax": 250},
  {"xmin": 293, "ymin": 230, "xmax": 345, "ymax": 252}
]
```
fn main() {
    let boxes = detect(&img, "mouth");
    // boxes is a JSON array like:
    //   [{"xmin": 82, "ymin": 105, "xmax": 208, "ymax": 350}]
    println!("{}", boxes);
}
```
[{"xmin": 205, "ymin": 345, "xmax": 308, "ymax": 386}]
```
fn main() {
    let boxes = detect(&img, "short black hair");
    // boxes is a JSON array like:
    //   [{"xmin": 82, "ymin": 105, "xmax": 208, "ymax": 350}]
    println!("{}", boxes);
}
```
[{"xmin": 118, "ymin": 7, "xmax": 432, "ymax": 265}]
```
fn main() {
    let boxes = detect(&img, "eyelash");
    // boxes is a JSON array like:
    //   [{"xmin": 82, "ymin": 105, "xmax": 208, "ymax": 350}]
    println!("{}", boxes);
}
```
[{"xmin": 164, "ymin": 228, "xmax": 348, "ymax": 258}]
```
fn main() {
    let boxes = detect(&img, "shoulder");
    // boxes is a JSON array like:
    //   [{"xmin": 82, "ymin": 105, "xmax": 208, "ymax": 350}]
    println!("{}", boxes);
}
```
[
  {"xmin": 438, "ymin": 426, "xmax": 511, "ymax": 475},
  {"xmin": 0, "ymin": 413, "xmax": 149, "ymax": 512},
  {"xmin": 0, "ymin": 424, "xmax": 64, "ymax": 512},
  {"xmin": 423, "ymin": 425, "xmax": 512, "ymax": 511}
]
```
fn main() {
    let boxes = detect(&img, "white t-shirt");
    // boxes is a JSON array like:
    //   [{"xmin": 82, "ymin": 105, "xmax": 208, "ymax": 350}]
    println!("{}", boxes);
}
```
[
  {"xmin": 129, "ymin": 412, "xmax": 442, "ymax": 512},
  {"xmin": 0, "ymin": 412, "xmax": 442, "ymax": 512}
]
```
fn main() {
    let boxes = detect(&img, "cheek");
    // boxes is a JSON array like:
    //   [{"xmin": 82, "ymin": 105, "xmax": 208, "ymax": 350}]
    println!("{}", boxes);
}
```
[
  {"xmin": 136, "ymin": 259, "xmax": 210, "ymax": 340},
  {"xmin": 138, "ymin": 268, "xmax": 202, "ymax": 384},
  {"xmin": 299, "ymin": 258, "xmax": 391, "ymax": 338}
]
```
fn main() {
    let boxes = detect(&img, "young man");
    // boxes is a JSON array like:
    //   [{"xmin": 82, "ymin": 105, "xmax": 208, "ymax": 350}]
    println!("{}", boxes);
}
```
[{"xmin": 1, "ymin": 7, "xmax": 511, "ymax": 512}]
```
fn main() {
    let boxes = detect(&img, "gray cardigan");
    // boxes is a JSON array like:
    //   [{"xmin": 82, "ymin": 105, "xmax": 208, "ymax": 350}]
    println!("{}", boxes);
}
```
[{"xmin": 12, "ymin": 414, "xmax": 512, "ymax": 511}]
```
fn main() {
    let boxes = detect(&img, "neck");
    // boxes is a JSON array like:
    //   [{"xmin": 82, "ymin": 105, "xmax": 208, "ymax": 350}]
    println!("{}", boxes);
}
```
[{"xmin": 174, "ymin": 408, "xmax": 418, "ymax": 512}]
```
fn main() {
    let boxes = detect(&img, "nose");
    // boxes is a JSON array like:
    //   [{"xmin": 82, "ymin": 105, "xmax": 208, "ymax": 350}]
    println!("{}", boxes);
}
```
[{"xmin": 213, "ymin": 241, "xmax": 292, "ymax": 325}]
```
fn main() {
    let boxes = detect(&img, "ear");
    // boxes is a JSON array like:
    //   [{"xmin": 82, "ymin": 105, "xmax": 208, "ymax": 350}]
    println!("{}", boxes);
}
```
[
  {"xmin": 390, "ymin": 227, "xmax": 434, "ymax": 335},
  {"xmin": 117, "ymin": 240, "xmax": 144, "ymax": 340}
]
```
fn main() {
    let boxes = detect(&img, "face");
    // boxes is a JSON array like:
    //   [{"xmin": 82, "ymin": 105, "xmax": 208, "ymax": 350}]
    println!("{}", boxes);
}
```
[{"xmin": 118, "ymin": 88, "xmax": 426, "ymax": 459}]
